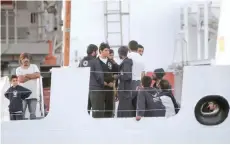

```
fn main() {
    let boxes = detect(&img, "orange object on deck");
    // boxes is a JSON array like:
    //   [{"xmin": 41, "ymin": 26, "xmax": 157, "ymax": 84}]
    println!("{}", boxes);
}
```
[{"xmin": 44, "ymin": 40, "xmax": 57, "ymax": 65}]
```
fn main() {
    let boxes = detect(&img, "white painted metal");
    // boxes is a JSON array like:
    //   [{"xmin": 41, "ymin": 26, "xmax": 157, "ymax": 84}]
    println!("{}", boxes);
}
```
[
  {"xmin": 215, "ymin": 0, "xmax": 230, "ymax": 65},
  {"xmin": 196, "ymin": 6, "xmax": 201, "ymax": 60},
  {"xmin": 173, "ymin": 0, "xmax": 220, "ymax": 67},
  {"xmin": 204, "ymin": 2, "xmax": 209, "ymax": 59},
  {"xmin": 39, "ymin": 77, "xmax": 45, "ymax": 118},
  {"xmin": 183, "ymin": 7, "xmax": 189, "ymax": 62},
  {"xmin": 0, "ymin": 77, "xmax": 10, "ymax": 122},
  {"xmin": 2, "ymin": 66, "xmax": 230, "ymax": 144}
]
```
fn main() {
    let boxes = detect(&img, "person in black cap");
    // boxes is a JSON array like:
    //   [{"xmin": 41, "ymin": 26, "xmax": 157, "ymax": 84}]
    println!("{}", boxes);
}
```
[
  {"xmin": 89, "ymin": 42, "xmax": 118, "ymax": 118},
  {"xmin": 115, "ymin": 46, "xmax": 134, "ymax": 117},
  {"xmin": 79, "ymin": 44, "xmax": 98, "ymax": 115}
]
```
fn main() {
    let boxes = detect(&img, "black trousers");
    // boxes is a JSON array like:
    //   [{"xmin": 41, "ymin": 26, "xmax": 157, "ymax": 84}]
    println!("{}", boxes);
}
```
[
  {"xmin": 10, "ymin": 113, "xmax": 23, "ymax": 121},
  {"xmin": 104, "ymin": 87, "xmax": 114, "ymax": 118},
  {"xmin": 131, "ymin": 80, "xmax": 141, "ymax": 117},
  {"xmin": 90, "ymin": 90, "xmax": 105, "ymax": 118},
  {"xmin": 117, "ymin": 92, "xmax": 134, "ymax": 118}
]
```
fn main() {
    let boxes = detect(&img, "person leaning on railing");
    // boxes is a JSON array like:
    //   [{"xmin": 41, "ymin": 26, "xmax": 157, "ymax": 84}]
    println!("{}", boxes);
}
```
[{"xmin": 16, "ymin": 53, "xmax": 41, "ymax": 120}]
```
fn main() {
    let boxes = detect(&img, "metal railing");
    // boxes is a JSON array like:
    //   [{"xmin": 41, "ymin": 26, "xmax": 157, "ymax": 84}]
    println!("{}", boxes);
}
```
[{"xmin": 38, "ymin": 76, "xmax": 45, "ymax": 118}]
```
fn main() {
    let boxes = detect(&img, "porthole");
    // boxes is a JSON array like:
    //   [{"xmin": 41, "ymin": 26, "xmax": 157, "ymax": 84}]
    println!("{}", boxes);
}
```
[{"xmin": 194, "ymin": 95, "xmax": 229, "ymax": 126}]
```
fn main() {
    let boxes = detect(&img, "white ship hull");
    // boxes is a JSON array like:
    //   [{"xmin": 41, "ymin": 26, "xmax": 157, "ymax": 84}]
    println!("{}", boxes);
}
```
[{"xmin": 1, "ymin": 66, "xmax": 230, "ymax": 144}]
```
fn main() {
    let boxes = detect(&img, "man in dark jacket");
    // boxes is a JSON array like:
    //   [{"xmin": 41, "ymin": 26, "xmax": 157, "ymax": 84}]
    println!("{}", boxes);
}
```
[
  {"xmin": 89, "ymin": 43, "xmax": 118, "ymax": 118},
  {"xmin": 136, "ymin": 76, "xmax": 165, "ymax": 121},
  {"xmin": 4, "ymin": 75, "xmax": 32, "ymax": 120},
  {"xmin": 79, "ymin": 44, "xmax": 98, "ymax": 115},
  {"xmin": 116, "ymin": 46, "xmax": 134, "ymax": 117},
  {"xmin": 79, "ymin": 44, "xmax": 98, "ymax": 67}
]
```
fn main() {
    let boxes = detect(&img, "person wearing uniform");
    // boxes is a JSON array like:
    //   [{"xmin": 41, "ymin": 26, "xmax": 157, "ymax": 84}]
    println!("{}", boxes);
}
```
[
  {"xmin": 128, "ymin": 40, "xmax": 146, "ymax": 117},
  {"xmin": 136, "ymin": 76, "xmax": 165, "ymax": 121},
  {"xmin": 79, "ymin": 44, "xmax": 98, "ymax": 115},
  {"xmin": 116, "ymin": 46, "xmax": 134, "ymax": 117},
  {"xmin": 89, "ymin": 43, "xmax": 117, "ymax": 118},
  {"xmin": 79, "ymin": 44, "xmax": 98, "ymax": 67}
]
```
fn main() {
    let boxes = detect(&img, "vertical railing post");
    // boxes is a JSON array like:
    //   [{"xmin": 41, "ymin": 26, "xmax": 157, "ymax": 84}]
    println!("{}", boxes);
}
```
[
  {"xmin": 14, "ymin": 1, "xmax": 17, "ymax": 44},
  {"xmin": 39, "ymin": 77, "xmax": 45, "ymax": 117},
  {"xmin": 6, "ymin": 10, "xmax": 9, "ymax": 45},
  {"xmin": 183, "ymin": 6, "xmax": 189, "ymax": 62},
  {"xmin": 204, "ymin": 3, "xmax": 209, "ymax": 59},
  {"xmin": 197, "ymin": 6, "xmax": 201, "ymax": 60}
]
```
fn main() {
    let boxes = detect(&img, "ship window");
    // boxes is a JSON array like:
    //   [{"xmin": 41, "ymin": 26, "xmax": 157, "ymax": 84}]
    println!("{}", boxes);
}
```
[
  {"xmin": 87, "ymin": 71, "xmax": 181, "ymax": 119},
  {"xmin": 194, "ymin": 95, "xmax": 229, "ymax": 126}
]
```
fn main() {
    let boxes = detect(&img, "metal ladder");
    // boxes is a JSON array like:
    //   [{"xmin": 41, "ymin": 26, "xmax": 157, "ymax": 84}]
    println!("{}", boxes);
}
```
[{"xmin": 104, "ymin": 0, "xmax": 129, "ymax": 48}]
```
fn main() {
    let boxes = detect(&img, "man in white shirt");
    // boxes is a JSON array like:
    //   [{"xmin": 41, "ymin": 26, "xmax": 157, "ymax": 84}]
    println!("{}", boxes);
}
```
[
  {"xmin": 127, "ymin": 40, "xmax": 145, "ymax": 117},
  {"xmin": 16, "ymin": 53, "xmax": 41, "ymax": 120}
]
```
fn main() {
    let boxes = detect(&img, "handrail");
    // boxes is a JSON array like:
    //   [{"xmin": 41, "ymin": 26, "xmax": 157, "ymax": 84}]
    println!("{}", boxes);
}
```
[
  {"xmin": 1, "ymin": 76, "xmax": 10, "ymax": 121},
  {"xmin": 37, "ymin": 77, "xmax": 45, "ymax": 118}
]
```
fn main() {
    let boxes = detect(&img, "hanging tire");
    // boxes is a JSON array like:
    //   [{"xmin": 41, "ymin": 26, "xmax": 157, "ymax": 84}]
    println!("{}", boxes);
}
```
[{"xmin": 194, "ymin": 95, "xmax": 229, "ymax": 126}]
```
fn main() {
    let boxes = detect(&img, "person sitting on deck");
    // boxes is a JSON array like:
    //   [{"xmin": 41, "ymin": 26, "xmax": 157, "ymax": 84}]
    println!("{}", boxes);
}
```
[{"xmin": 136, "ymin": 76, "xmax": 165, "ymax": 121}]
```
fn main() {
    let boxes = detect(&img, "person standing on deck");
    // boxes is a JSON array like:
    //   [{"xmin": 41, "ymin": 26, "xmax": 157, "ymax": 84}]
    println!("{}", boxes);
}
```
[
  {"xmin": 128, "ymin": 40, "xmax": 146, "ymax": 117},
  {"xmin": 16, "ymin": 53, "xmax": 41, "ymax": 120},
  {"xmin": 116, "ymin": 46, "xmax": 134, "ymax": 117},
  {"xmin": 79, "ymin": 44, "xmax": 98, "ymax": 67},
  {"xmin": 107, "ymin": 49, "xmax": 119, "ymax": 117},
  {"xmin": 89, "ymin": 43, "xmax": 117, "ymax": 118},
  {"xmin": 4, "ymin": 75, "xmax": 32, "ymax": 121},
  {"xmin": 79, "ymin": 44, "xmax": 98, "ymax": 115}
]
